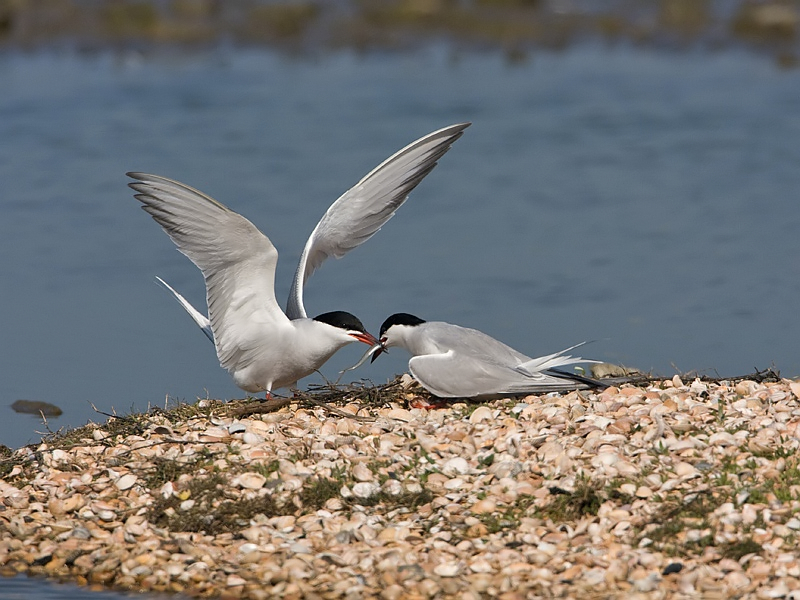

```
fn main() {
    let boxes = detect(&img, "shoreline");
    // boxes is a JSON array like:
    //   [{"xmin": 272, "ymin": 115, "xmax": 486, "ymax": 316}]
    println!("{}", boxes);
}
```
[
  {"xmin": 0, "ymin": 0, "xmax": 798, "ymax": 67},
  {"xmin": 2, "ymin": 375, "xmax": 800, "ymax": 598}
]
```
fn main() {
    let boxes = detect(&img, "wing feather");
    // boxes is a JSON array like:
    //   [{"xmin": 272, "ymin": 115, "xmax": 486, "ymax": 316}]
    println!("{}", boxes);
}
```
[
  {"xmin": 128, "ymin": 173, "xmax": 286, "ymax": 372},
  {"xmin": 286, "ymin": 122, "xmax": 470, "ymax": 319},
  {"xmin": 408, "ymin": 351, "xmax": 586, "ymax": 398}
]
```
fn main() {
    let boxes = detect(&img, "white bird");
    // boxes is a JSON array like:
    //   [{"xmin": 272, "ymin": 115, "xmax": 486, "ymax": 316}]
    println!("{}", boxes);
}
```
[
  {"xmin": 370, "ymin": 313, "xmax": 605, "ymax": 399},
  {"xmin": 128, "ymin": 122, "xmax": 470, "ymax": 396}
]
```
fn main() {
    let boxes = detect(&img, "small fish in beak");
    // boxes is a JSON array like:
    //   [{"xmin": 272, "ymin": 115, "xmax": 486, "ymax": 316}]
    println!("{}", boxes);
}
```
[{"xmin": 340, "ymin": 342, "xmax": 385, "ymax": 373}]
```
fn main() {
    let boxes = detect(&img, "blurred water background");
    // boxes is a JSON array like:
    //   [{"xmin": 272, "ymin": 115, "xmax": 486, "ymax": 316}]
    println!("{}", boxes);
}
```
[{"xmin": 1, "ymin": 2, "xmax": 800, "ymax": 595}]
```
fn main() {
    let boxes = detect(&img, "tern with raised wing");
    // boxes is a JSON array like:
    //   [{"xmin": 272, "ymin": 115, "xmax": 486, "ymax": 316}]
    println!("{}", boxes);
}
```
[
  {"xmin": 370, "ymin": 313, "xmax": 605, "ymax": 399},
  {"xmin": 129, "ymin": 122, "xmax": 469, "ymax": 396}
]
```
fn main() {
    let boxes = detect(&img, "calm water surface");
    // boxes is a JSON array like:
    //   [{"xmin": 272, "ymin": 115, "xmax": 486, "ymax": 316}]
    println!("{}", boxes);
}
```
[{"xmin": 1, "ymin": 42, "xmax": 799, "ymax": 599}]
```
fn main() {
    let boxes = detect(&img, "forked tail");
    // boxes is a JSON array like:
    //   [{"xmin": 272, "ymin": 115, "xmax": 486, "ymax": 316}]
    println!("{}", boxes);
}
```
[{"xmin": 155, "ymin": 277, "xmax": 214, "ymax": 343}]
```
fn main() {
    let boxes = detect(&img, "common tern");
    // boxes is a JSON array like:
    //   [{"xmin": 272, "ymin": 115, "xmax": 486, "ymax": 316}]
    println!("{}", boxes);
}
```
[
  {"xmin": 370, "ymin": 313, "xmax": 606, "ymax": 399},
  {"xmin": 128, "ymin": 122, "xmax": 470, "ymax": 395}
]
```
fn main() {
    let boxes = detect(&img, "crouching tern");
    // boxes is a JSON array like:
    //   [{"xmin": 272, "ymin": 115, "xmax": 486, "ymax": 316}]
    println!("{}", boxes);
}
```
[
  {"xmin": 128, "ymin": 122, "xmax": 470, "ymax": 396},
  {"xmin": 369, "ymin": 313, "xmax": 606, "ymax": 399}
]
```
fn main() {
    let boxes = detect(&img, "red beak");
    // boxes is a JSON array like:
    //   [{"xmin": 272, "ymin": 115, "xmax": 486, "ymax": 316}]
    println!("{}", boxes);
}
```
[
  {"xmin": 350, "ymin": 331, "xmax": 380, "ymax": 347},
  {"xmin": 370, "ymin": 338, "xmax": 388, "ymax": 363}
]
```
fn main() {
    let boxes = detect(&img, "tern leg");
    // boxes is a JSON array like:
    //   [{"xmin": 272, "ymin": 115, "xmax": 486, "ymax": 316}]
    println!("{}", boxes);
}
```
[{"xmin": 409, "ymin": 395, "xmax": 452, "ymax": 410}]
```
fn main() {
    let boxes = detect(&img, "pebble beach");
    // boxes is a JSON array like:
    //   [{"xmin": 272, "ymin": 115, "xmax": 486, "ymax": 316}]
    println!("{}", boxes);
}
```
[{"xmin": 2, "ymin": 374, "xmax": 800, "ymax": 599}]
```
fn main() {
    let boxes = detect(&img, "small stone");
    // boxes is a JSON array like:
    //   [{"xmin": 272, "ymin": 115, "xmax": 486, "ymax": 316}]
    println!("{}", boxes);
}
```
[{"xmin": 662, "ymin": 562, "xmax": 683, "ymax": 575}]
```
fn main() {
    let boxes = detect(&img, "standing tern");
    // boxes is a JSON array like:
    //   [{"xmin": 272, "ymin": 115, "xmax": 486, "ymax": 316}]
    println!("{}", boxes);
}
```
[
  {"xmin": 370, "ymin": 313, "xmax": 606, "ymax": 399},
  {"xmin": 128, "ymin": 122, "xmax": 470, "ymax": 395}
]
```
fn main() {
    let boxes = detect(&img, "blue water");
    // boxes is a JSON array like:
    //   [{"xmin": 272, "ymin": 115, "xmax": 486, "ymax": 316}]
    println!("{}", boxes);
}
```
[
  {"xmin": 0, "ymin": 574, "xmax": 183, "ymax": 599},
  {"xmin": 1, "ymin": 42, "xmax": 799, "ymax": 599}
]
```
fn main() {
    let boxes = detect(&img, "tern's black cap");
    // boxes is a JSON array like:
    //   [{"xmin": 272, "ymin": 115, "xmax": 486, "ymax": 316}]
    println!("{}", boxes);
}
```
[
  {"xmin": 379, "ymin": 313, "xmax": 426, "ymax": 338},
  {"xmin": 313, "ymin": 311, "xmax": 368, "ymax": 333}
]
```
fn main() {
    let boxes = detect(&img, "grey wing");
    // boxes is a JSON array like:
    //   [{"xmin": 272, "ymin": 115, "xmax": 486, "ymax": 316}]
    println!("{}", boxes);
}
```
[
  {"xmin": 418, "ymin": 321, "xmax": 531, "ymax": 365},
  {"xmin": 421, "ymin": 323, "xmax": 597, "ymax": 380},
  {"xmin": 409, "ymin": 351, "xmax": 590, "ymax": 399},
  {"xmin": 128, "ymin": 173, "xmax": 286, "ymax": 371},
  {"xmin": 286, "ymin": 122, "xmax": 471, "ymax": 319}
]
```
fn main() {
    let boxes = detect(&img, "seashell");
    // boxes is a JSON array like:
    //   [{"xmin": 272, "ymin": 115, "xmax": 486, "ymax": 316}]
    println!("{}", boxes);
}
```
[
  {"xmin": 441, "ymin": 457, "xmax": 470, "ymax": 476},
  {"xmin": 443, "ymin": 477, "xmax": 464, "ymax": 491},
  {"xmin": 115, "ymin": 474, "xmax": 138, "ymax": 491},
  {"xmin": 97, "ymin": 510, "xmax": 116, "ymax": 522},
  {"xmin": 242, "ymin": 432, "xmax": 264, "ymax": 445},
  {"xmin": 381, "ymin": 479, "xmax": 402, "ymax": 496},
  {"xmin": 226, "ymin": 575, "xmax": 247, "ymax": 587},
  {"xmin": 471, "ymin": 498, "xmax": 496, "ymax": 514},
  {"xmin": 51, "ymin": 449, "xmax": 69, "ymax": 462},
  {"xmin": 234, "ymin": 473, "xmax": 266, "ymax": 490},
  {"xmin": 469, "ymin": 406, "xmax": 494, "ymax": 424},
  {"xmin": 352, "ymin": 462, "xmax": 373, "ymax": 482},
  {"xmin": 228, "ymin": 422, "xmax": 246, "ymax": 434},
  {"xmin": 124, "ymin": 520, "xmax": 146, "ymax": 536},
  {"xmin": 469, "ymin": 559, "xmax": 494, "ymax": 573},
  {"xmin": 538, "ymin": 441, "xmax": 566, "ymax": 462},
  {"xmin": 741, "ymin": 504, "xmax": 758, "ymax": 525},
  {"xmin": 593, "ymin": 451, "xmax": 619, "ymax": 467},
  {"xmin": 433, "ymin": 562, "xmax": 461, "ymax": 577},
  {"xmin": 352, "ymin": 482, "xmax": 379, "ymax": 499},
  {"xmin": 61, "ymin": 494, "xmax": 84, "ymax": 513},
  {"xmin": 708, "ymin": 431, "xmax": 736, "ymax": 446}
]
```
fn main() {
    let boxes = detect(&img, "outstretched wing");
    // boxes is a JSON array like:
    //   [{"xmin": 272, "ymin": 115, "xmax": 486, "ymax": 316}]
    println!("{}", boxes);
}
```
[
  {"xmin": 128, "ymin": 173, "xmax": 286, "ymax": 371},
  {"xmin": 286, "ymin": 122, "xmax": 471, "ymax": 319}
]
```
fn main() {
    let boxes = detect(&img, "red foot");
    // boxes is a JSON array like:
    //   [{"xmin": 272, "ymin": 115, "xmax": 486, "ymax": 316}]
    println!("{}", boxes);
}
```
[{"xmin": 409, "ymin": 396, "xmax": 451, "ymax": 410}]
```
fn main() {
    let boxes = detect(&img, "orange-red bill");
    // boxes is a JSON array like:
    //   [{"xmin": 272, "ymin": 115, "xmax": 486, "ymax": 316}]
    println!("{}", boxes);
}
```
[{"xmin": 350, "ymin": 331, "xmax": 380, "ymax": 347}]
